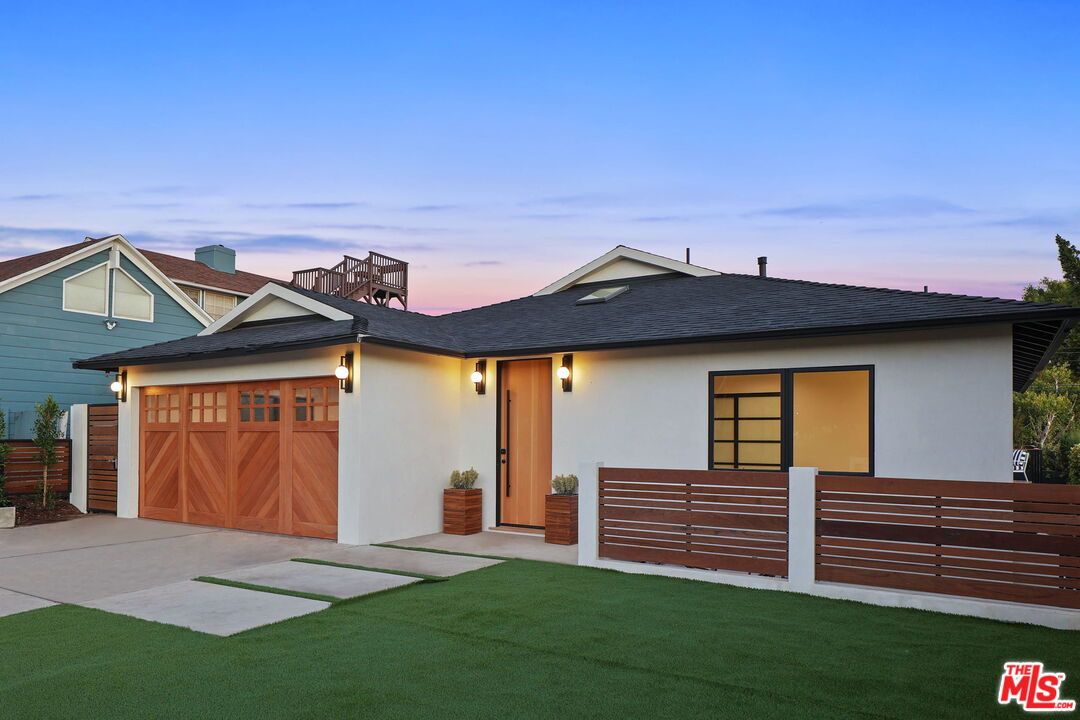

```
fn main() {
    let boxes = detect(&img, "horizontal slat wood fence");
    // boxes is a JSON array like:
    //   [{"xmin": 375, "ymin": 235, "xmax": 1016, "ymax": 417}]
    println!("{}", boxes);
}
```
[
  {"xmin": 816, "ymin": 475, "xmax": 1080, "ymax": 609},
  {"xmin": 2, "ymin": 440, "xmax": 72, "ymax": 495},
  {"xmin": 598, "ymin": 467, "xmax": 788, "ymax": 577}
]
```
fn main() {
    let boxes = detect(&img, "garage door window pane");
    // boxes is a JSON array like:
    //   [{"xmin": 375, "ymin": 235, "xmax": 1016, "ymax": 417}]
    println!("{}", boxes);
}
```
[
  {"xmin": 293, "ymin": 383, "xmax": 339, "ymax": 425},
  {"xmin": 239, "ymin": 386, "xmax": 280, "ymax": 423}
]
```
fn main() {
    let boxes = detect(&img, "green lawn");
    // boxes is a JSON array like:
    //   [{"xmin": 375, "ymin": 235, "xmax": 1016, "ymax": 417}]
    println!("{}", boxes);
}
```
[{"xmin": 2, "ymin": 559, "xmax": 1076, "ymax": 719}]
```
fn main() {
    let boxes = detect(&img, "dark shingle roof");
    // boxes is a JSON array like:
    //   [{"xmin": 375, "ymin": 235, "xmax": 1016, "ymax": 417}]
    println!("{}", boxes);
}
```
[
  {"xmin": 75, "ymin": 317, "xmax": 361, "ymax": 368},
  {"xmin": 75, "ymin": 271, "xmax": 1080, "ymax": 389}
]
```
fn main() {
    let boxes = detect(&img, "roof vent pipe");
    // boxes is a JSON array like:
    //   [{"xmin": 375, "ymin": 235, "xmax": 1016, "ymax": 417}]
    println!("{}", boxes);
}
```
[{"xmin": 757, "ymin": 256, "xmax": 767, "ymax": 277}]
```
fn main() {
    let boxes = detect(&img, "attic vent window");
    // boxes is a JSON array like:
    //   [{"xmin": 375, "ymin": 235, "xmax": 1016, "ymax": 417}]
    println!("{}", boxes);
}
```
[{"xmin": 576, "ymin": 285, "xmax": 629, "ymax": 305}]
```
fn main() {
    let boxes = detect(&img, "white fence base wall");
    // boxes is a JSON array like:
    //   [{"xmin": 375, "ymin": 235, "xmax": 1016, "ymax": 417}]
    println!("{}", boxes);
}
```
[
  {"xmin": 577, "ymin": 463, "xmax": 1080, "ymax": 631},
  {"xmin": 68, "ymin": 404, "xmax": 88, "ymax": 513}
]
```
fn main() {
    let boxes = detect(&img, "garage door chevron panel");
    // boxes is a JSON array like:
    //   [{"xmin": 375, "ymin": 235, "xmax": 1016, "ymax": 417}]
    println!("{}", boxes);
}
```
[
  {"xmin": 186, "ymin": 432, "xmax": 228, "ymax": 526},
  {"xmin": 141, "ymin": 431, "xmax": 181, "ymax": 522},
  {"xmin": 235, "ymin": 432, "xmax": 281, "ymax": 533},
  {"xmin": 291, "ymin": 431, "xmax": 338, "ymax": 540}
]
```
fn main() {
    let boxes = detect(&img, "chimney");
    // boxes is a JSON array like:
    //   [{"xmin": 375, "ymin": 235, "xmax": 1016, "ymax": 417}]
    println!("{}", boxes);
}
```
[
  {"xmin": 195, "ymin": 245, "xmax": 236, "ymax": 274},
  {"xmin": 757, "ymin": 256, "xmax": 767, "ymax": 277}
]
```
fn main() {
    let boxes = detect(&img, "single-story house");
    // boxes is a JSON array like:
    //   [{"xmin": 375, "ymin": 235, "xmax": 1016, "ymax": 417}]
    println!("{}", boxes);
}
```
[
  {"xmin": 0, "ymin": 233, "xmax": 274, "ymax": 434},
  {"xmin": 74, "ymin": 246, "xmax": 1080, "ymax": 544}
]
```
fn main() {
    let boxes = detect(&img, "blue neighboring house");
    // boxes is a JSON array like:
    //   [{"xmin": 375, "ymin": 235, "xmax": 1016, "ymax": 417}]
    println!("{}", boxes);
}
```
[{"xmin": 0, "ymin": 234, "xmax": 275, "ymax": 436}]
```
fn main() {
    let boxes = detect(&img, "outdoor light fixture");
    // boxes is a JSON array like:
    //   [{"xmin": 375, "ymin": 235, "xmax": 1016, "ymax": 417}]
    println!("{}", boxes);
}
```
[
  {"xmin": 336, "ymin": 351, "xmax": 353, "ymax": 393},
  {"xmin": 110, "ymin": 370, "xmax": 127, "ymax": 402},
  {"xmin": 471, "ymin": 360, "xmax": 486, "ymax": 395},
  {"xmin": 558, "ymin": 354, "xmax": 573, "ymax": 392}
]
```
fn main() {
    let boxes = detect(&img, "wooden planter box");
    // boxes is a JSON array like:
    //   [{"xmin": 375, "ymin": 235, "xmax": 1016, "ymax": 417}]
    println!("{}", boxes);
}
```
[
  {"xmin": 545, "ymin": 494, "xmax": 578, "ymax": 545},
  {"xmin": 443, "ymin": 488, "xmax": 482, "ymax": 535}
]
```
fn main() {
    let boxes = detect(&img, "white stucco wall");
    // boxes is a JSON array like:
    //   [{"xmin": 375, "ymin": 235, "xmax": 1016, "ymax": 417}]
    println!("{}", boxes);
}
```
[
  {"xmin": 353, "ymin": 343, "xmax": 461, "ymax": 544},
  {"xmin": 458, "ymin": 324, "xmax": 1015, "ymax": 529}
]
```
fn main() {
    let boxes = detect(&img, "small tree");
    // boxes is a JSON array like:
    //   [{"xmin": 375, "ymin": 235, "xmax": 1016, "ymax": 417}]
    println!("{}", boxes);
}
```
[
  {"xmin": 33, "ymin": 395, "xmax": 63, "ymax": 509},
  {"xmin": 0, "ymin": 403, "xmax": 9, "ymax": 508}
]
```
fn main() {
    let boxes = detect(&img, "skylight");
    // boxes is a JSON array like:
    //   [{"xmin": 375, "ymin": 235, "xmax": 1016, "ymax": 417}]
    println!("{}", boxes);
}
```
[{"xmin": 576, "ymin": 285, "xmax": 629, "ymax": 305}]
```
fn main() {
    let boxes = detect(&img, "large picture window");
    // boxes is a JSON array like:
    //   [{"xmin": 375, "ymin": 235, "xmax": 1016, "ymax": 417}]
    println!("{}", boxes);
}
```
[{"xmin": 710, "ymin": 366, "xmax": 873, "ymax": 475}]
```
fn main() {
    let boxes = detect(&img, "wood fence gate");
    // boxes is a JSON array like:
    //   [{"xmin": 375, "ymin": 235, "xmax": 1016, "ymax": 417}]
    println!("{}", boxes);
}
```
[{"xmin": 87, "ymin": 404, "xmax": 119, "ymax": 512}]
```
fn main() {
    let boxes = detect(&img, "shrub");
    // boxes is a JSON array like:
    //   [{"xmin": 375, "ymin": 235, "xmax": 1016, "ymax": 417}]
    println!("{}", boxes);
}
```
[
  {"xmin": 1069, "ymin": 444, "xmax": 1080, "ymax": 485},
  {"xmin": 551, "ymin": 474, "xmax": 578, "ymax": 496},
  {"xmin": 449, "ymin": 467, "xmax": 479, "ymax": 489}
]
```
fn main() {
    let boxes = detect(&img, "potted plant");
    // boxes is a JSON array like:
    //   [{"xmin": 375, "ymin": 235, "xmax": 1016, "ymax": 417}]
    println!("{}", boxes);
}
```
[
  {"xmin": 0, "ymin": 403, "xmax": 12, "ymax": 529},
  {"xmin": 545, "ymin": 474, "xmax": 578, "ymax": 545},
  {"xmin": 443, "ymin": 467, "xmax": 481, "ymax": 535}
]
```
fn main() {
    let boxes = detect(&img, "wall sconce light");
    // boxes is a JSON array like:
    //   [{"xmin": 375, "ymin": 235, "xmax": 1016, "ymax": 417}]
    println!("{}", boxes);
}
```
[
  {"xmin": 471, "ymin": 360, "xmax": 486, "ymax": 395},
  {"xmin": 336, "ymin": 351, "xmax": 354, "ymax": 393},
  {"xmin": 109, "ymin": 370, "xmax": 127, "ymax": 402},
  {"xmin": 558, "ymin": 354, "xmax": 573, "ymax": 392}
]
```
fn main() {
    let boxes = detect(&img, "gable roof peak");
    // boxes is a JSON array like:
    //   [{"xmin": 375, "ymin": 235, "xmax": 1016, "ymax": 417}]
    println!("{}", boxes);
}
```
[{"xmin": 533, "ymin": 245, "xmax": 719, "ymax": 296}]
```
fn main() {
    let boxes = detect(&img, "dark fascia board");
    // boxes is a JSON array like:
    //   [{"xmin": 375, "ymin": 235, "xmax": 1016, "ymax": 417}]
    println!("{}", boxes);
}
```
[
  {"xmin": 1016, "ymin": 318, "xmax": 1076, "ymax": 392},
  {"xmin": 459, "ymin": 309, "xmax": 1080, "ymax": 358},
  {"xmin": 72, "ymin": 332, "xmax": 359, "ymax": 372}
]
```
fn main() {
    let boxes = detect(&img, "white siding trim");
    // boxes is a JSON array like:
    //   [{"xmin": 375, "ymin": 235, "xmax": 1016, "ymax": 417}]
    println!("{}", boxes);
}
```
[
  {"xmin": 199, "ymin": 283, "xmax": 352, "ymax": 336},
  {"xmin": 533, "ymin": 245, "xmax": 719, "ymax": 296}
]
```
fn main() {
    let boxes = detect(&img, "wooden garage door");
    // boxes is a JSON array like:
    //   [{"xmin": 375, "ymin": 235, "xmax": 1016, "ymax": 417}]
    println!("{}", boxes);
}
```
[{"xmin": 140, "ymin": 377, "xmax": 338, "ymax": 539}]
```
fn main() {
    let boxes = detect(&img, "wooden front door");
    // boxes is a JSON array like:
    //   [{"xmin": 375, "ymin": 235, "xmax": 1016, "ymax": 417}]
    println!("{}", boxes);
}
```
[
  {"xmin": 87, "ymin": 404, "xmax": 119, "ymax": 512},
  {"xmin": 139, "ymin": 377, "xmax": 339, "ymax": 539},
  {"xmin": 498, "ymin": 359, "xmax": 552, "ymax": 528}
]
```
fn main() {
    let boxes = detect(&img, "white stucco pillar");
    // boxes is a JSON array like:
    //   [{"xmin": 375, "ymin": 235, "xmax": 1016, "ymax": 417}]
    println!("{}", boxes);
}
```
[
  {"xmin": 68, "ymin": 404, "xmax": 88, "ymax": 513},
  {"xmin": 577, "ymin": 461, "xmax": 602, "ymax": 567},
  {"xmin": 787, "ymin": 466, "xmax": 818, "ymax": 592},
  {"xmin": 336, "ymin": 358, "xmax": 363, "ymax": 545},
  {"xmin": 116, "ymin": 389, "xmax": 140, "ymax": 518}
]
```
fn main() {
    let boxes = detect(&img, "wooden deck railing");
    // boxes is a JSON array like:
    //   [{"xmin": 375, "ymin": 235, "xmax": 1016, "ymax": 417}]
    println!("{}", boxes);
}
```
[
  {"xmin": 815, "ymin": 475, "xmax": 1080, "ymax": 609},
  {"xmin": 2, "ymin": 439, "xmax": 72, "ymax": 495},
  {"xmin": 291, "ymin": 251, "xmax": 408, "ymax": 308},
  {"xmin": 598, "ymin": 467, "xmax": 788, "ymax": 577}
]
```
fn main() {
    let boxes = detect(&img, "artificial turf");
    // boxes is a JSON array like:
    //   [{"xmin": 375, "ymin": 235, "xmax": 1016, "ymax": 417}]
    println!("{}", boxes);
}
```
[{"xmin": 1, "ymin": 559, "xmax": 1076, "ymax": 719}]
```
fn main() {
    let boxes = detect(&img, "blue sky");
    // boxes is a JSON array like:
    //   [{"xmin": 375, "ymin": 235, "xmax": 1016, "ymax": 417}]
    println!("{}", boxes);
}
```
[{"xmin": 1, "ymin": 1, "xmax": 1078, "ymax": 312}]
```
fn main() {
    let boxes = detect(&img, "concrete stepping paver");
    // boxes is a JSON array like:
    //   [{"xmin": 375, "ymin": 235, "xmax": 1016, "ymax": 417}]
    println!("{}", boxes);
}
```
[
  {"xmin": 0, "ymin": 588, "xmax": 55, "ymax": 618},
  {"xmin": 211, "ymin": 561, "xmax": 420, "ymax": 599},
  {"xmin": 81, "ymin": 580, "xmax": 330, "ymax": 636},
  {"xmin": 312, "ymin": 544, "xmax": 502, "ymax": 577}
]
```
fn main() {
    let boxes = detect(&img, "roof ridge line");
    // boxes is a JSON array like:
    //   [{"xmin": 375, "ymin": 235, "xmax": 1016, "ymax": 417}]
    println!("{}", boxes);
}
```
[{"xmin": 721, "ymin": 272, "xmax": 1075, "ymax": 310}]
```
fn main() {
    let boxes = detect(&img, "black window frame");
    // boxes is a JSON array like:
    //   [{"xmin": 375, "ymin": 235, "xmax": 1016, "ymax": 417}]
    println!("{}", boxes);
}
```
[{"xmin": 707, "ymin": 364, "xmax": 875, "ymax": 477}]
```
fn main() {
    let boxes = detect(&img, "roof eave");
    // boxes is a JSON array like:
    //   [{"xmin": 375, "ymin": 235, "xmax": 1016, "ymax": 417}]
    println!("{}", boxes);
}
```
[
  {"xmin": 73, "ymin": 332, "xmax": 360, "ymax": 372},
  {"xmin": 461, "ymin": 311, "xmax": 1080, "ymax": 358},
  {"xmin": 1015, "ymin": 318, "xmax": 1076, "ymax": 392}
]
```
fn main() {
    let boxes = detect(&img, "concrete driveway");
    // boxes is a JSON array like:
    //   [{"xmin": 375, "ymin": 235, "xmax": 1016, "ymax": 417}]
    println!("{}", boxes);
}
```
[{"xmin": 0, "ymin": 514, "xmax": 338, "ymax": 604}]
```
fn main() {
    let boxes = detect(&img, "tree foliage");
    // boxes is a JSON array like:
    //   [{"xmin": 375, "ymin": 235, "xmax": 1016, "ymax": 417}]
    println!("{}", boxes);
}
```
[
  {"xmin": 1015, "ymin": 235, "xmax": 1080, "ymax": 480},
  {"xmin": 33, "ymin": 395, "xmax": 62, "ymax": 509},
  {"xmin": 1023, "ymin": 235, "xmax": 1080, "ymax": 374}
]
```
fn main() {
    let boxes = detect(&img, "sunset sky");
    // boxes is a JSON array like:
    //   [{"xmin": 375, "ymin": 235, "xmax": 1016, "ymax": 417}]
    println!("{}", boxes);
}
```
[{"xmin": 1, "ymin": 1, "xmax": 1078, "ymax": 313}]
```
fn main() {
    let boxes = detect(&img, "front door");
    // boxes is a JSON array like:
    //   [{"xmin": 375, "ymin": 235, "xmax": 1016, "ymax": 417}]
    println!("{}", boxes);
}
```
[{"xmin": 498, "ymin": 358, "xmax": 552, "ymax": 528}]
